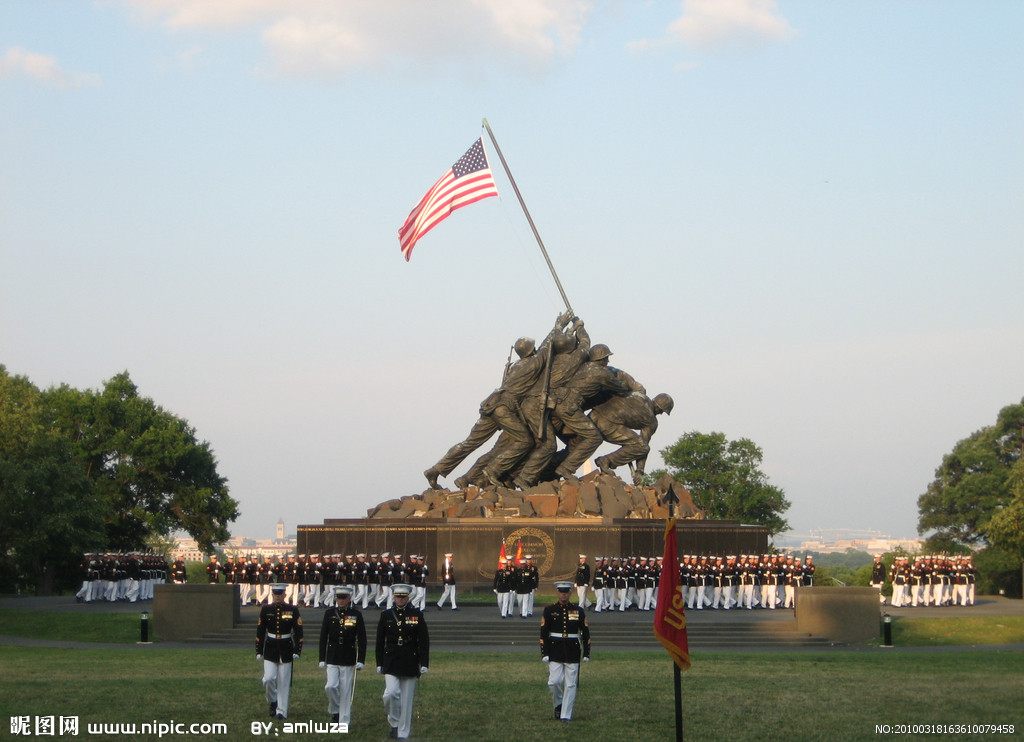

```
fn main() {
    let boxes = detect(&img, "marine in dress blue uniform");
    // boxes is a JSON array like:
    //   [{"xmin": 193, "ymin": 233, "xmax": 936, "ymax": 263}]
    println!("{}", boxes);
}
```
[
  {"xmin": 540, "ymin": 581, "xmax": 591, "ymax": 722},
  {"xmin": 318, "ymin": 586, "xmax": 366, "ymax": 726},
  {"xmin": 255, "ymin": 584, "xmax": 303, "ymax": 719},
  {"xmin": 375, "ymin": 584, "xmax": 429, "ymax": 740}
]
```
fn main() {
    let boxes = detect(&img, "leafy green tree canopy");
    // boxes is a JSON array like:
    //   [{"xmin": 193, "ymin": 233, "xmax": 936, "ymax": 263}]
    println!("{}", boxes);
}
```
[
  {"xmin": 654, "ymin": 431, "xmax": 790, "ymax": 535},
  {"xmin": 917, "ymin": 398, "xmax": 1023, "ymax": 548},
  {"xmin": 0, "ymin": 366, "xmax": 239, "ymax": 593}
]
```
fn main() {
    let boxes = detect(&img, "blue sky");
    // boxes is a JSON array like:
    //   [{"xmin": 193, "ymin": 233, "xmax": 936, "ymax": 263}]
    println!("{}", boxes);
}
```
[{"xmin": 2, "ymin": 1, "xmax": 1022, "ymax": 543}]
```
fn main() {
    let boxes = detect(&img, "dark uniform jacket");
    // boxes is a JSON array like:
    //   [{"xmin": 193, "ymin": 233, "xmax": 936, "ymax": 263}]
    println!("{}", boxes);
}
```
[
  {"xmin": 441, "ymin": 562, "xmax": 456, "ymax": 585},
  {"xmin": 575, "ymin": 562, "xmax": 591, "ymax": 587},
  {"xmin": 318, "ymin": 605, "xmax": 367, "ymax": 666},
  {"xmin": 375, "ymin": 605, "xmax": 429, "ymax": 678},
  {"xmin": 493, "ymin": 567, "xmax": 514, "ymax": 592},
  {"xmin": 870, "ymin": 562, "xmax": 886, "ymax": 584},
  {"xmin": 540, "ymin": 600, "xmax": 591, "ymax": 663},
  {"xmin": 256, "ymin": 602, "xmax": 304, "ymax": 663}
]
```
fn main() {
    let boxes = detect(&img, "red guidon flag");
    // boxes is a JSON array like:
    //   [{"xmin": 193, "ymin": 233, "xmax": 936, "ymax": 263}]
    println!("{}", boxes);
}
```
[
  {"xmin": 398, "ymin": 137, "xmax": 499, "ymax": 261},
  {"xmin": 498, "ymin": 541, "xmax": 508, "ymax": 570},
  {"xmin": 653, "ymin": 518, "xmax": 691, "ymax": 671}
]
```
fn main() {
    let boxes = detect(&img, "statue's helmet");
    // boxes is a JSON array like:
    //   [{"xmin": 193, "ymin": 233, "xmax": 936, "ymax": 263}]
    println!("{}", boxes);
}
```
[
  {"xmin": 588, "ymin": 344, "xmax": 613, "ymax": 362},
  {"xmin": 514, "ymin": 337, "xmax": 535, "ymax": 358},
  {"xmin": 552, "ymin": 332, "xmax": 577, "ymax": 354},
  {"xmin": 653, "ymin": 393, "xmax": 674, "ymax": 415}
]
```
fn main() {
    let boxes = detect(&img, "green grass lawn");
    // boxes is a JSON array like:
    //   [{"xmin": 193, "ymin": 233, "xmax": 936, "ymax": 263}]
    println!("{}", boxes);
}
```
[
  {"xmin": 1, "ymin": 648, "xmax": 1021, "ymax": 741},
  {"xmin": 0, "ymin": 608, "xmax": 140, "ymax": 643},
  {"xmin": 891, "ymin": 615, "xmax": 1024, "ymax": 646}
]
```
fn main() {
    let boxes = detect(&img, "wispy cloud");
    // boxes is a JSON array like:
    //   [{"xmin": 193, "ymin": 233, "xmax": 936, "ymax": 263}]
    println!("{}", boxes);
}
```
[
  {"xmin": 0, "ymin": 47, "xmax": 101, "ymax": 88},
  {"xmin": 631, "ymin": 0, "xmax": 795, "ymax": 59},
  {"xmin": 119, "ymin": 0, "xmax": 589, "ymax": 78},
  {"xmin": 668, "ymin": 0, "xmax": 795, "ymax": 50}
]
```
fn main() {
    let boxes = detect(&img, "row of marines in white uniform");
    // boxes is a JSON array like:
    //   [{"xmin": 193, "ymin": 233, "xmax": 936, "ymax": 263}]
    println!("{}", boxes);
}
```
[
  {"xmin": 572, "ymin": 553, "xmax": 817, "ymax": 612},
  {"xmin": 872, "ymin": 555, "xmax": 978, "ymax": 607},
  {"xmin": 75, "ymin": 553, "xmax": 168, "ymax": 603},
  {"xmin": 211, "ymin": 552, "xmax": 434, "ymax": 610}
]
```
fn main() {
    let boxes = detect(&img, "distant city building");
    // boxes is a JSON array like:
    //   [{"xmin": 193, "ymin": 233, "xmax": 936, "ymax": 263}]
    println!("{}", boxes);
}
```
[
  {"xmin": 777, "ymin": 530, "xmax": 924, "ymax": 556},
  {"xmin": 169, "ymin": 521, "xmax": 297, "ymax": 561}
]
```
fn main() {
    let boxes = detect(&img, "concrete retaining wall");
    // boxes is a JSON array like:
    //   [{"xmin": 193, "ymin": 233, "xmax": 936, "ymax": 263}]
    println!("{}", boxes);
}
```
[
  {"xmin": 153, "ymin": 583, "xmax": 239, "ymax": 641},
  {"xmin": 796, "ymin": 586, "xmax": 880, "ymax": 644}
]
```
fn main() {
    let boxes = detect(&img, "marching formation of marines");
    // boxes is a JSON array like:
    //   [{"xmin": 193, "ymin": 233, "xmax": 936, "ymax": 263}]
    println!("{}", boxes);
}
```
[
  {"xmin": 573, "ymin": 553, "xmax": 817, "ymax": 612},
  {"xmin": 424, "ymin": 311, "xmax": 674, "ymax": 491},
  {"xmin": 253, "ymin": 579, "xmax": 431, "ymax": 738},
  {"xmin": 210, "ymin": 552, "xmax": 432, "ymax": 611},
  {"xmin": 492, "ymin": 554, "xmax": 540, "ymax": 618},
  {"xmin": 74, "ymin": 552, "xmax": 168, "ymax": 603},
  {"xmin": 881, "ymin": 554, "xmax": 977, "ymax": 607}
]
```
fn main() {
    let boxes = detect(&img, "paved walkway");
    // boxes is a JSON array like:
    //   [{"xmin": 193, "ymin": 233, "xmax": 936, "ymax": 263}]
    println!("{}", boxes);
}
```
[{"xmin": 2, "ymin": 594, "xmax": 1022, "ymax": 652}]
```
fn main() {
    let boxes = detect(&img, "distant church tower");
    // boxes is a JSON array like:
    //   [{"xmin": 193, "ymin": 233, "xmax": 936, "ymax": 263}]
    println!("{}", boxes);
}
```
[{"xmin": 276, "ymin": 518, "xmax": 285, "ymax": 541}]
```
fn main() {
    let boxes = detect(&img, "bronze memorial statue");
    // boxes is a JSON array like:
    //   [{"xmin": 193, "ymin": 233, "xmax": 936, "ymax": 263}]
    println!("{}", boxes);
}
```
[{"xmin": 424, "ymin": 312, "xmax": 674, "ymax": 493}]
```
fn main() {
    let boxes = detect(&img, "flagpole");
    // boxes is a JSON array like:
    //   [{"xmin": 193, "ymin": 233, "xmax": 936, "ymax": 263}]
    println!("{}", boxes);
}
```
[
  {"xmin": 481, "ymin": 118, "xmax": 573, "ymax": 315},
  {"xmin": 666, "ymin": 486, "xmax": 684, "ymax": 742}
]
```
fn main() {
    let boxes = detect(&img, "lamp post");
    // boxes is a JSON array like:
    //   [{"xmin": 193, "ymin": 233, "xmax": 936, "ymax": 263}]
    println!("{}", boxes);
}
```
[{"xmin": 139, "ymin": 610, "xmax": 152, "ymax": 644}]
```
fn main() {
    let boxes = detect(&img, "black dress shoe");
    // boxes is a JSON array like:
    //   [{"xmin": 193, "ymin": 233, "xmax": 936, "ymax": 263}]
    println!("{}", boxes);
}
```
[
  {"xmin": 330, "ymin": 714, "xmax": 339, "ymax": 723},
  {"xmin": 390, "ymin": 726, "xmax": 399, "ymax": 739},
  {"xmin": 269, "ymin": 702, "xmax": 276, "ymax": 718},
  {"xmin": 554, "ymin": 705, "xmax": 561, "ymax": 719}
]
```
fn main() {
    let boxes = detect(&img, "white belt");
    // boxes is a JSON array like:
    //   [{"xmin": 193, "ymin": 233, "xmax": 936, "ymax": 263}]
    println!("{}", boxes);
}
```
[
  {"xmin": 268, "ymin": 633, "xmax": 292, "ymax": 640},
  {"xmin": 551, "ymin": 634, "xmax": 579, "ymax": 640}
]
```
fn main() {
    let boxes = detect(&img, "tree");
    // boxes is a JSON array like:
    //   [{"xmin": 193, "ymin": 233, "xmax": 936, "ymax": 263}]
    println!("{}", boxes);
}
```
[
  {"xmin": 0, "ymin": 368, "xmax": 105, "ymax": 593},
  {"xmin": 45, "ymin": 372, "xmax": 239, "ymax": 553},
  {"xmin": 654, "ymin": 431, "xmax": 791, "ymax": 535},
  {"xmin": 985, "ymin": 458, "xmax": 1024, "ymax": 556},
  {"xmin": 917, "ymin": 398, "xmax": 1024, "ymax": 548},
  {"xmin": 0, "ymin": 367, "xmax": 239, "ymax": 593}
]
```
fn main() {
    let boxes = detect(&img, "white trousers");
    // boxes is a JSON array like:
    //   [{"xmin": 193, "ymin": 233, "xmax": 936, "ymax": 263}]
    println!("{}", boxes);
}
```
[
  {"xmin": 497, "ymin": 591, "xmax": 514, "ymax": 617},
  {"xmin": 383, "ymin": 674, "xmax": 417, "ymax": 740},
  {"xmin": 324, "ymin": 664, "xmax": 356, "ymax": 723},
  {"xmin": 437, "ymin": 584, "xmax": 457, "ymax": 609},
  {"xmin": 262, "ymin": 660, "xmax": 292, "ymax": 717},
  {"xmin": 576, "ymin": 586, "xmax": 590, "ymax": 608},
  {"xmin": 547, "ymin": 661, "xmax": 580, "ymax": 720},
  {"xmin": 414, "ymin": 585, "xmax": 427, "ymax": 610},
  {"xmin": 76, "ymin": 581, "xmax": 95, "ymax": 602}
]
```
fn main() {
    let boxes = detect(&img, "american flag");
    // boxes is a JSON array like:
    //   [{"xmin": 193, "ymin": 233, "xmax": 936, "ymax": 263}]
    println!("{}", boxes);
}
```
[{"xmin": 398, "ymin": 137, "xmax": 499, "ymax": 261}]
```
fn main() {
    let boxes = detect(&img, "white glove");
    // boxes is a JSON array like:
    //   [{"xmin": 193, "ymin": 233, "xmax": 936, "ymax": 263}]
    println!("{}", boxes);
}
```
[
  {"xmin": 376, "ymin": 667, "xmax": 383, "ymax": 674},
  {"xmin": 542, "ymin": 656, "xmax": 550, "ymax": 663},
  {"xmin": 420, "ymin": 666, "xmax": 428, "ymax": 674},
  {"xmin": 583, "ymin": 656, "xmax": 590, "ymax": 663},
  {"xmin": 356, "ymin": 662, "xmax": 364, "ymax": 671},
  {"xmin": 318, "ymin": 662, "xmax": 326, "ymax": 669},
  {"xmin": 493, "ymin": 589, "xmax": 498, "ymax": 594},
  {"xmin": 293, "ymin": 653, "xmax": 300, "ymax": 660},
  {"xmin": 256, "ymin": 654, "xmax": 262, "ymax": 661}
]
